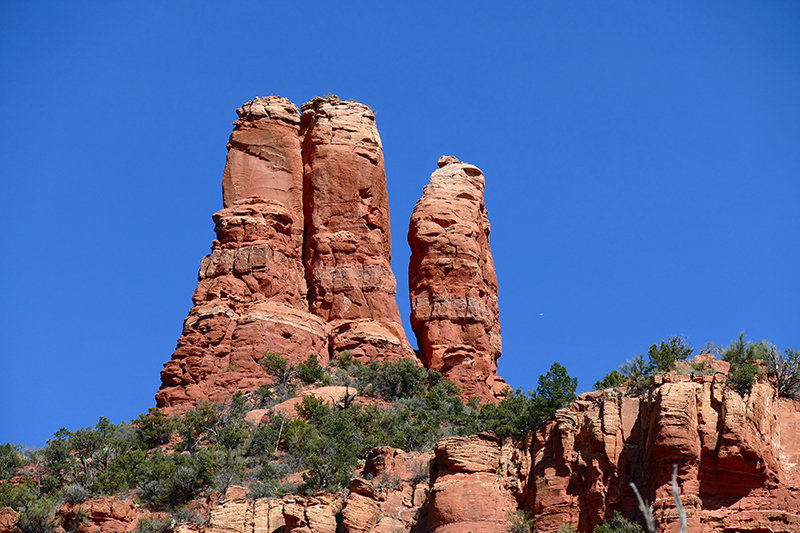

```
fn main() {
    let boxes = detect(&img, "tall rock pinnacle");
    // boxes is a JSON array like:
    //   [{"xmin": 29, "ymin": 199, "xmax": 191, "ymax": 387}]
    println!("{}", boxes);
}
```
[
  {"xmin": 301, "ymin": 96, "xmax": 414, "ymax": 361},
  {"xmin": 156, "ymin": 97, "xmax": 329, "ymax": 413},
  {"xmin": 156, "ymin": 96, "xmax": 415, "ymax": 413},
  {"xmin": 408, "ymin": 156, "xmax": 505, "ymax": 402}
]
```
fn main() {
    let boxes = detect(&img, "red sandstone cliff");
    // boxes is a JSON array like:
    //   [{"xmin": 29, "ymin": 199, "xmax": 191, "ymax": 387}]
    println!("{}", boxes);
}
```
[
  {"xmin": 301, "ymin": 96, "xmax": 413, "ymax": 362},
  {"xmin": 156, "ymin": 97, "xmax": 329, "ymax": 414},
  {"xmin": 408, "ymin": 155, "xmax": 505, "ymax": 403},
  {"xmin": 157, "ymin": 96, "xmax": 415, "ymax": 414},
  {"xmin": 529, "ymin": 355, "xmax": 800, "ymax": 532}
]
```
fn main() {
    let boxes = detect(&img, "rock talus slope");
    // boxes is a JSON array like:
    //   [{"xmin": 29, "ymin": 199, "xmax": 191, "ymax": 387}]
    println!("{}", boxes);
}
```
[{"xmin": 408, "ymin": 156, "xmax": 505, "ymax": 402}]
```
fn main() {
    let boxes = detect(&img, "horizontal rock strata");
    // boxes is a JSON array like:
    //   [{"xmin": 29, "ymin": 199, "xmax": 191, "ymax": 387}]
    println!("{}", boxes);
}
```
[
  {"xmin": 408, "ymin": 156, "xmax": 505, "ymax": 403},
  {"xmin": 301, "ymin": 96, "xmax": 414, "ymax": 362},
  {"xmin": 157, "ymin": 96, "xmax": 415, "ymax": 414}
]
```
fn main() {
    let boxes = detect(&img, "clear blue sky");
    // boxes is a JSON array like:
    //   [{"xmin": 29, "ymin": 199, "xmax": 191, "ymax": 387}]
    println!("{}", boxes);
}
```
[{"xmin": 1, "ymin": 2, "xmax": 798, "ymax": 447}]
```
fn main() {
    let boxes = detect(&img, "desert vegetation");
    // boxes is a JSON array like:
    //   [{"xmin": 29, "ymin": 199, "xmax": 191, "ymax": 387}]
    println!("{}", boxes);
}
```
[
  {"xmin": 2, "ymin": 333, "xmax": 796, "ymax": 533},
  {"xmin": 0, "ymin": 353, "xmax": 577, "ymax": 531}
]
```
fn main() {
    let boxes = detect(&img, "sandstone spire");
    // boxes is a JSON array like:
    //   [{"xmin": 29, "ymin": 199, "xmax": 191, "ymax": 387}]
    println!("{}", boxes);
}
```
[
  {"xmin": 300, "ymin": 96, "xmax": 414, "ymax": 361},
  {"xmin": 408, "ymin": 156, "xmax": 505, "ymax": 402},
  {"xmin": 156, "ymin": 97, "xmax": 329, "ymax": 413}
]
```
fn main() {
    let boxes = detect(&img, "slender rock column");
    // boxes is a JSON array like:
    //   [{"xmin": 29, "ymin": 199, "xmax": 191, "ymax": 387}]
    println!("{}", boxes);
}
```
[
  {"xmin": 156, "ymin": 97, "xmax": 329, "ymax": 414},
  {"xmin": 408, "ymin": 156, "xmax": 505, "ymax": 401},
  {"xmin": 300, "ymin": 96, "xmax": 414, "ymax": 361}
]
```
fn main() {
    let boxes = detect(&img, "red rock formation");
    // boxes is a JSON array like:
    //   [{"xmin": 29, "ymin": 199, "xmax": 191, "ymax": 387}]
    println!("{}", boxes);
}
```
[
  {"xmin": 529, "ymin": 355, "xmax": 800, "ymax": 532},
  {"xmin": 0, "ymin": 508, "xmax": 19, "ymax": 533},
  {"xmin": 422, "ymin": 433, "xmax": 528, "ymax": 533},
  {"xmin": 408, "ymin": 156, "xmax": 505, "ymax": 402},
  {"xmin": 57, "ymin": 497, "xmax": 165, "ymax": 533},
  {"xmin": 175, "ymin": 487, "xmax": 341, "ymax": 533},
  {"xmin": 156, "ymin": 97, "xmax": 330, "ymax": 414},
  {"xmin": 156, "ymin": 95, "xmax": 419, "ymax": 414},
  {"xmin": 300, "ymin": 96, "xmax": 414, "ymax": 362},
  {"xmin": 341, "ymin": 447, "xmax": 433, "ymax": 533}
]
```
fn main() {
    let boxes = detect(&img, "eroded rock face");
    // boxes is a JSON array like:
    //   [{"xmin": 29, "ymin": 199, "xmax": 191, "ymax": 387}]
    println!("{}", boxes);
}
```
[
  {"xmin": 301, "ymin": 96, "xmax": 414, "ymax": 362},
  {"xmin": 341, "ymin": 447, "xmax": 433, "ymax": 533},
  {"xmin": 0, "ymin": 508, "xmax": 19, "ymax": 533},
  {"xmin": 56, "ymin": 497, "xmax": 163, "ymax": 533},
  {"xmin": 408, "ymin": 156, "xmax": 504, "ymax": 402},
  {"xmin": 423, "ymin": 433, "xmax": 529, "ymax": 533},
  {"xmin": 174, "ymin": 488, "xmax": 342, "ymax": 533},
  {"xmin": 530, "ymin": 356, "xmax": 800, "ymax": 532},
  {"xmin": 156, "ymin": 97, "xmax": 330, "ymax": 414}
]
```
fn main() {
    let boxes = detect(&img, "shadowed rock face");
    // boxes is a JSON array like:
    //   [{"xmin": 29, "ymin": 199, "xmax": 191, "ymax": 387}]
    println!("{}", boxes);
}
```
[{"xmin": 408, "ymin": 156, "xmax": 505, "ymax": 403}]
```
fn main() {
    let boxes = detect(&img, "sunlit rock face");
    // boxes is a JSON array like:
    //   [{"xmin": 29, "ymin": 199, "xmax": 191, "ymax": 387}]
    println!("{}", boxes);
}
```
[
  {"xmin": 156, "ymin": 97, "xmax": 330, "ymax": 414},
  {"xmin": 301, "ymin": 96, "xmax": 414, "ymax": 363},
  {"xmin": 530, "ymin": 357, "xmax": 800, "ymax": 532},
  {"xmin": 156, "ymin": 96, "xmax": 415, "ymax": 414},
  {"xmin": 408, "ymin": 155, "xmax": 505, "ymax": 404}
]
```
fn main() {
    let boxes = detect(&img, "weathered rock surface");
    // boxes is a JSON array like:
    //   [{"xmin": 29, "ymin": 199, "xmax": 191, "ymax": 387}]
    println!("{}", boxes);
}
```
[
  {"xmin": 301, "ymin": 96, "xmax": 414, "ymax": 362},
  {"xmin": 530, "ymin": 355, "xmax": 800, "ymax": 532},
  {"xmin": 56, "ymin": 497, "xmax": 163, "ymax": 533},
  {"xmin": 0, "ymin": 508, "xmax": 19, "ymax": 533},
  {"xmin": 156, "ymin": 97, "xmax": 329, "ymax": 414},
  {"xmin": 156, "ymin": 95, "xmax": 421, "ymax": 414},
  {"xmin": 341, "ymin": 447, "xmax": 433, "ymax": 533},
  {"xmin": 421, "ymin": 433, "xmax": 528, "ymax": 533},
  {"xmin": 408, "ymin": 156, "xmax": 504, "ymax": 402},
  {"xmin": 174, "ymin": 488, "xmax": 342, "ymax": 533}
]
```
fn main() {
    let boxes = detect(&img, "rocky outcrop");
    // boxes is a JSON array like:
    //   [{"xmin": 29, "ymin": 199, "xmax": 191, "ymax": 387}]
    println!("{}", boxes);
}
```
[
  {"xmin": 341, "ymin": 447, "xmax": 432, "ymax": 533},
  {"xmin": 529, "ymin": 355, "xmax": 800, "ymax": 532},
  {"xmin": 56, "ymin": 497, "xmax": 164, "ymax": 533},
  {"xmin": 157, "ymin": 96, "xmax": 416, "ymax": 414},
  {"xmin": 408, "ymin": 156, "xmax": 504, "ymax": 402},
  {"xmin": 301, "ymin": 96, "xmax": 414, "ymax": 362},
  {"xmin": 156, "ymin": 97, "xmax": 329, "ymax": 414},
  {"xmin": 0, "ymin": 508, "xmax": 19, "ymax": 533},
  {"xmin": 421, "ymin": 433, "xmax": 528, "ymax": 533},
  {"xmin": 174, "ymin": 486, "xmax": 342, "ymax": 533}
]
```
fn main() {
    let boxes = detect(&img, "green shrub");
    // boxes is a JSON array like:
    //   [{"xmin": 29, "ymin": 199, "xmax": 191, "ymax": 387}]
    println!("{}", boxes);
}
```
[
  {"xmin": 620, "ymin": 355, "xmax": 651, "ymax": 396},
  {"xmin": 60, "ymin": 483, "xmax": 89, "ymax": 504},
  {"xmin": 17, "ymin": 496, "xmax": 58, "ymax": 533},
  {"xmin": 506, "ymin": 509, "xmax": 535, "ymax": 533},
  {"xmin": 480, "ymin": 362, "xmax": 577, "ymax": 438},
  {"xmin": 260, "ymin": 352, "xmax": 296, "ymax": 388},
  {"xmin": 594, "ymin": 370, "xmax": 626, "ymax": 391},
  {"xmin": 0, "ymin": 443, "xmax": 25, "ymax": 480},
  {"xmin": 133, "ymin": 516, "xmax": 172, "ymax": 533},
  {"xmin": 594, "ymin": 510, "xmax": 644, "ymax": 533},
  {"xmin": 647, "ymin": 335, "xmax": 693, "ymax": 373},
  {"xmin": 134, "ymin": 449, "xmax": 213, "ymax": 507},
  {"xmin": 296, "ymin": 395, "xmax": 332, "ymax": 425},
  {"xmin": 297, "ymin": 354, "xmax": 326, "ymax": 384},
  {"xmin": 374, "ymin": 359, "xmax": 430, "ymax": 400},
  {"xmin": 722, "ymin": 333, "xmax": 767, "ymax": 396},
  {"xmin": 135, "ymin": 408, "xmax": 174, "ymax": 448}
]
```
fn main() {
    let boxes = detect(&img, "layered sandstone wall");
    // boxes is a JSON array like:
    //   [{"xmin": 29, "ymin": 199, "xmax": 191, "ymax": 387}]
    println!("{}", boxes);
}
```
[
  {"xmin": 529, "ymin": 355, "xmax": 800, "ymax": 532},
  {"xmin": 408, "ymin": 156, "xmax": 505, "ymax": 402}
]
